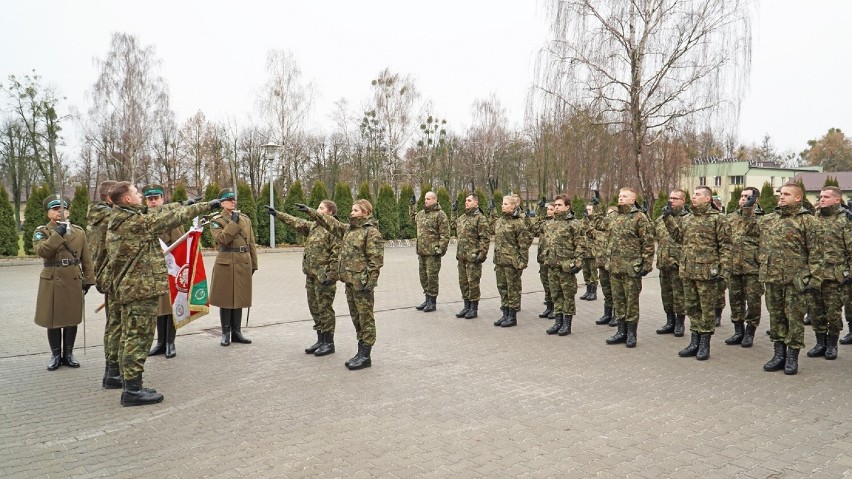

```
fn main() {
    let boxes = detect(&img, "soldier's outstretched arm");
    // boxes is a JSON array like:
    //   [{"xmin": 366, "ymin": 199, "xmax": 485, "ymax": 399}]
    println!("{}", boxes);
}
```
[
  {"xmin": 304, "ymin": 206, "xmax": 346, "ymax": 238},
  {"xmin": 274, "ymin": 210, "xmax": 312, "ymax": 234},
  {"xmin": 144, "ymin": 202, "xmax": 214, "ymax": 236}
]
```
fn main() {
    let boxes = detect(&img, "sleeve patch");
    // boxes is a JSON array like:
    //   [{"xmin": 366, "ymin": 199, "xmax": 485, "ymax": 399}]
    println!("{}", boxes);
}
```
[
  {"xmin": 33, "ymin": 231, "xmax": 45, "ymax": 240},
  {"xmin": 211, "ymin": 222, "xmax": 221, "ymax": 229}
]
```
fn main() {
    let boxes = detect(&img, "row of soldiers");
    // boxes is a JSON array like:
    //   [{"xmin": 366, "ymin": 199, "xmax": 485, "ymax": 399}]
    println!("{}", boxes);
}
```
[{"xmin": 406, "ymin": 183, "xmax": 851, "ymax": 376}]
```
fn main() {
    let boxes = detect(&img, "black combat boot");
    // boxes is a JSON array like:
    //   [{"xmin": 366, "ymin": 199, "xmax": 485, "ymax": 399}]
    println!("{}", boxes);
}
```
[
  {"xmin": 346, "ymin": 342, "xmax": 372, "ymax": 370},
  {"xmin": 415, "ymin": 295, "xmax": 429, "ymax": 310},
  {"xmin": 539, "ymin": 301, "xmax": 554, "ymax": 318},
  {"xmin": 696, "ymin": 333, "xmax": 711, "ymax": 360},
  {"xmin": 47, "ymin": 328, "xmax": 62, "ymax": 371},
  {"xmin": 606, "ymin": 320, "xmax": 627, "ymax": 344},
  {"xmin": 456, "ymin": 299, "xmax": 471, "ymax": 318},
  {"xmin": 784, "ymin": 347, "xmax": 800, "ymax": 375},
  {"xmin": 825, "ymin": 334, "xmax": 839, "ymax": 360},
  {"xmin": 806, "ymin": 332, "xmax": 826, "ymax": 357},
  {"xmin": 674, "ymin": 314, "xmax": 686, "ymax": 337},
  {"xmin": 656, "ymin": 312, "xmax": 676, "ymax": 334},
  {"xmin": 840, "ymin": 322, "xmax": 852, "ymax": 345},
  {"xmin": 608, "ymin": 310, "xmax": 618, "ymax": 327},
  {"xmin": 306, "ymin": 330, "xmax": 322, "ymax": 354},
  {"xmin": 714, "ymin": 308, "xmax": 722, "ymax": 327},
  {"xmin": 579, "ymin": 286, "xmax": 590, "ymax": 300},
  {"xmin": 121, "ymin": 376, "xmax": 164, "ymax": 407},
  {"xmin": 741, "ymin": 324, "xmax": 757, "ymax": 348},
  {"xmin": 231, "ymin": 309, "xmax": 252, "ymax": 344},
  {"xmin": 62, "ymin": 326, "xmax": 80, "ymax": 367},
  {"xmin": 501, "ymin": 309, "xmax": 518, "ymax": 327},
  {"xmin": 219, "ymin": 309, "xmax": 231, "ymax": 346},
  {"xmin": 763, "ymin": 341, "xmax": 786, "ymax": 372},
  {"xmin": 595, "ymin": 305, "xmax": 612, "ymax": 325},
  {"xmin": 314, "ymin": 332, "xmax": 335, "ymax": 356},
  {"xmin": 465, "ymin": 301, "xmax": 479, "ymax": 319},
  {"xmin": 148, "ymin": 316, "xmax": 166, "ymax": 356},
  {"xmin": 678, "ymin": 332, "xmax": 700, "ymax": 357},
  {"xmin": 725, "ymin": 322, "xmax": 745, "ymax": 345},
  {"xmin": 423, "ymin": 295, "xmax": 437, "ymax": 313},
  {"xmin": 103, "ymin": 361, "xmax": 122, "ymax": 389},
  {"xmin": 625, "ymin": 322, "xmax": 637, "ymax": 348},
  {"xmin": 546, "ymin": 314, "xmax": 563, "ymax": 335},
  {"xmin": 494, "ymin": 307, "xmax": 508, "ymax": 326},
  {"xmin": 586, "ymin": 284, "xmax": 597, "ymax": 301},
  {"xmin": 558, "ymin": 315, "xmax": 573, "ymax": 336},
  {"xmin": 164, "ymin": 316, "xmax": 176, "ymax": 358}
]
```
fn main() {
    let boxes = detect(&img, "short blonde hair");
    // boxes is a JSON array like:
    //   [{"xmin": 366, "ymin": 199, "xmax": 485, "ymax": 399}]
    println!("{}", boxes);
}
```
[{"xmin": 354, "ymin": 199, "xmax": 373, "ymax": 215}]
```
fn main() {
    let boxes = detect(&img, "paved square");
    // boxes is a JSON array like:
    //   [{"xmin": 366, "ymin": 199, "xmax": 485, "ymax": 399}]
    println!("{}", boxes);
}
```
[{"xmin": 2, "ymin": 245, "xmax": 851, "ymax": 478}]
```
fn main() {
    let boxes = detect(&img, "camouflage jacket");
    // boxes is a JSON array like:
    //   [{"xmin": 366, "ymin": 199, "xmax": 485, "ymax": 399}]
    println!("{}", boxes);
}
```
[
  {"xmin": 454, "ymin": 207, "xmax": 490, "ymax": 263},
  {"xmin": 814, "ymin": 204, "xmax": 852, "ymax": 283},
  {"xmin": 275, "ymin": 210, "xmax": 341, "ymax": 282},
  {"xmin": 757, "ymin": 203, "xmax": 821, "ymax": 289},
  {"xmin": 604, "ymin": 204, "xmax": 654, "ymax": 275},
  {"xmin": 309, "ymin": 209, "xmax": 384, "ymax": 289},
  {"xmin": 665, "ymin": 202, "xmax": 731, "ymax": 281},
  {"xmin": 411, "ymin": 203, "xmax": 449, "ymax": 256},
  {"xmin": 654, "ymin": 207, "xmax": 688, "ymax": 269},
  {"xmin": 492, "ymin": 211, "xmax": 532, "ymax": 269},
  {"xmin": 86, "ymin": 201, "xmax": 113, "ymax": 293},
  {"xmin": 727, "ymin": 205, "xmax": 762, "ymax": 276},
  {"xmin": 543, "ymin": 211, "xmax": 586, "ymax": 270},
  {"xmin": 105, "ymin": 202, "xmax": 212, "ymax": 303},
  {"xmin": 530, "ymin": 212, "xmax": 552, "ymax": 264},
  {"xmin": 590, "ymin": 211, "xmax": 612, "ymax": 268}
]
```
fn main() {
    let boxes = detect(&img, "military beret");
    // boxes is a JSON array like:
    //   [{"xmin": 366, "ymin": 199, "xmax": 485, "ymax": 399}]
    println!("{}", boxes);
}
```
[
  {"xmin": 218, "ymin": 188, "xmax": 235, "ymax": 200},
  {"xmin": 43, "ymin": 194, "xmax": 70, "ymax": 210},
  {"xmin": 142, "ymin": 184, "xmax": 166, "ymax": 197}
]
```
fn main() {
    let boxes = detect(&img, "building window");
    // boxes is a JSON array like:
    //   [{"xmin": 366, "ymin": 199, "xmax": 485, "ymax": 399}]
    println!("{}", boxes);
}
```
[
  {"xmin": 699, "ymin": 176, "xmax": 707, "ymax": 186},
  {"xmin": 714, "ymin": 176, "xmax": 722, "ymax": 187},
  {"xmin": 730, "ymin": 175, "xmax": 744, "ymax": 185}
]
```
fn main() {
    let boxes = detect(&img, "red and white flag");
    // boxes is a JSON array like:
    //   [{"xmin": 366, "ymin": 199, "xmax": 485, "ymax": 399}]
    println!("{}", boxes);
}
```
[{"xmin": 162, "ymin": 227, "xmax": 209, "ymax": 329}]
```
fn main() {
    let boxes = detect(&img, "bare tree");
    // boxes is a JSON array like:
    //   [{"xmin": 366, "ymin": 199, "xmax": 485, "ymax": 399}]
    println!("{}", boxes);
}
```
[
  {"xmin": 535, "ymin": 0, "xmax": 753, "ymax": 199},
  {"xmin": 367, "ymin": 68, "xmax": 419, "ymax": 186},
  {"xmin": 466, "ymin": 94, "xmax": 510, "ymax": 193}
]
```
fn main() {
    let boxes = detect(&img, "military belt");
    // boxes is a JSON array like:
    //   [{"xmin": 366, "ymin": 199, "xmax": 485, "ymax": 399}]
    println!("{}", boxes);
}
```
[
  {"xmin": 44, "ymin": 258, "xmax": 81, "ymax": 267},
  {"xmin": 219, "ymin": 246, "xmax": 249, "ymax": 253}
]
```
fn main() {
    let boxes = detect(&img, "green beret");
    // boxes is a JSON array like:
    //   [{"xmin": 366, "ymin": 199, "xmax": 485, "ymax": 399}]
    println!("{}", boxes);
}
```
[
  {"xmin": 218, "ymin": 188, "xmax": 235, "ymax": 200},
  {"xmin": 142, "ymin": 184, "xmax": 166, "ymax": 197},
  {"xmin": 43, "ymin": 195, "xmax": 70, "ymax": 210}
]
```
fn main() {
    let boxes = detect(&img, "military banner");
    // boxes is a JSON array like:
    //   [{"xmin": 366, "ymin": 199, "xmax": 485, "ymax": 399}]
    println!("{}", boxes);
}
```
[{"xmin": 163, "ymin": 228, "xmax": 209, "ymax": 329}]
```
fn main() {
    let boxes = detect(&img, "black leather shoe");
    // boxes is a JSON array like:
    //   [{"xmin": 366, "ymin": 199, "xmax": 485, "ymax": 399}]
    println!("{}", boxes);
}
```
[
  {"xmin": 539, "ymin": 301, "xmax": 554, "ymax": 318},
  {"xmin": 763, "ymin": 341, "xmax": 786, "ymax": 372},
  {"xmin": 625, "ymin": 322, "xmax": 637, "ymax": 347},
  {"xmin": 305, "ymin": 330, "xmax": 322, "ymax": 354},
  {"xmin": 220, "ymin": 309, "xmax": 231, "ymax": 346},
  {"xmin": 423, "ymin": 295, "xmax": 437, "ymax": 313},
  {"xmin": 656, "ymin": 312, "xmax": 675, "ymax": 334},
  {"xmin": 725, "ymin": 322, "xmax": 745, "ymax": 345},
  {"xmin": 346, "ymin": 343, "xmax": 372, "ymax": 370},
  {"xmin": 500, "ymin": 309, "xmax": 517, "ymax": 327},
  {"xmin": 606, "ymin": 320, "xmax": 627, "ymax": 344},
  {"xmin": 314, "ymin": 332, "xmax": 336, "ymax": 356},
  {"xmin": 62, "ymin": 327, "xmax": 80, "ymax": 367},
  {"xmin": 494, "ymin": 307, "xmax": 508, "ymax": 326},
  {"xmin": 546, "ymin": 314, "xmax": 563, "ymax": 335},
  {"xmin": 415, "ymin": 295, "xmax": 428, "ymax": 310},
  {"xmin": 807, "ymin": 332, "xmax": 826, "ymax": 357},
  {"xmin": 595, "ymin": 305, "xmax": 612, "ymax": 325},
  {"xmin": 825, "ymin": 334, "xmax": 839, "ymax": 360},
  {"xmin": 148, "ymin": 316, "xmax": 167, "ymax": 356},
  {"xmin": 678, "ymin": 332, "xmax": 700, "ymax": 357},
  {"xmin": 464, "ymin": 301, "xmax": 478, "ymax": 319},
  {"xmin": 696, "ymin": 333, "xmax": 711, "ymax": 360},
  {"xmin": 231, "ymin": 309, "xmax": 252, "ymax": 344},
  {"xmin": 741, "ymin": 324, "xmax": 756, "ymax": 348},
  {"xmin": 121, "ymin": 376, "xmax": 164, "ymax": 407},
  {"xmin": 784, "ymin": 347, "xmax": 799, "ymax": 375},
  {"xmin": 456, "ymin": 300, "xmax": 470, "ymax": 318},
  {"xmin": 557, "ymin": 315, "xmax": 572, "ymax": 336},
  {"xmin": 673, "ymin": 314, "xmax": 686, "ymax": 337},
  {"xmin": 47, "ymin": 328, "xmax": 62, "ymax": 371},
  {"xmin": 103, "ymin": 361, "xmax": 122, "ymax": 389},
  {"xmin": 585, "ymin": 284, "xmax": 597, "ymax": 301}
]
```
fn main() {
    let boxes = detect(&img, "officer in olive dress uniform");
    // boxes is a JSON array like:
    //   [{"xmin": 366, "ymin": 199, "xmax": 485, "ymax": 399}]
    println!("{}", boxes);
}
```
[
  {"xmin": 33, "ymin": 195, "xmax": 95, "ymax": 370},
  {"xmin": 209, "ymin": 188, "xmax": 258, "ymax": 346},
  {"xmin": 142, "ymin": 184, "xmax": 185, "ymax": 359}
]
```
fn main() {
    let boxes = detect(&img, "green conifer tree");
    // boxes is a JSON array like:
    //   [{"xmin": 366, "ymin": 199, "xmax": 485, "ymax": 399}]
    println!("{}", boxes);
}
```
[
  {"xmin": 397, "ymin": 183, "xmax": 415, "ymax": 239},
  {"xmin": 357, "ymin": 181, "xmax": 373, "ymax": 204},
  {"xmin": 758, "ymin": 182, "xmax": 776, "ymax": 212},
  {"xmin": 571, "ymin": 195, "xmax": 586, "ymax": 218},
  {"xmin": 282, "ymin": 180, "xmax": 306, "ymax": 244},
  {"xmin": 436, "ymin": 187, "xmax": 452, "ymax": 224},
  {"xmin": 333, "ymin": 181, "xmax": 353, "ymax": 222},
  {"xmin": 652, "ymin": 190, "xmax": 667, "ymax": 219},
  {"xmin": 69, "ymin": 185, "xmax": 89, "ymax": 230},
  {"xmin": 0, "ymin": 188, "xmax": 19, "ymax": 256},
  {"xmin": 236, "ymin": 181, "xmax": 257, "ymax": 241},
  {"xmin": 727, "ymin": 187, "xmax": 743, "ymax": 213},
  {"xmin": 375, "ymin": 183, "xmax": 399, "ymax": 239},
  {"xmin": 200, "ymin": 182, "xmax": 220, "ymax": 248},
  {"xmin": 172, "ymin": 183, "xmax": 188, "ymax": 203},
  {"xmin": 308, "ymin": 181, "xmax": 330, "ymax": 209},
  {"xmin": 23, "ymin": 184, "xmax": 51, "ymax": 255}
]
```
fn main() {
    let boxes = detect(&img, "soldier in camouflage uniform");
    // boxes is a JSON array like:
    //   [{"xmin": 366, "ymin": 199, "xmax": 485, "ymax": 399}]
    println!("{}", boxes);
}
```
[
  {"xmin": 532, "ymin": 200, "xmax": 555, "ymax": 318},
  {"xmin": 758, "ymin": 183, "xmax": 821, "ymax": 375},
  {"xmin": 142, "ymin": 184, "xmax": 185, "ymax": 359},
  {"xmin": 491, "ymin": 195, "xmax": 533, "ymax": 327},
  {"xmin": 452, "ymin": 194, "xmax": 491, "ymax": 319},
  {"xmin": 543, "ymin": 195, "xmax": 586, "ymax": 336},
  {"xmin": 654, "ymin": 189, "xmax": 689, "ymax": 337},
  {"xmin": 594, "ymin": 205, "xmax": 617, "ymax": 326},
  {"xmin": 604, "ymin": 188, "xmax": 654, "ymax": 348},
  {"xmin": 34, "ymin": 195, "xmax": 96, "ymax": 371},
  {"xmin": 268, "ymin": 200, "xmax": 341, "ymax": 356},
  {"xmin": 86, "ymin": 180, "xmax": 122, "ymax": 387},
  {"xmin": 579, "ymin": 204, "xmax": 599, "ymax": 301},
  {"xmin": 409, "ymin": 191, "xmax": 449, "ymax": 313},
  {"xmin": 712, "ymin": 196, "xmax": 727, "ymax": 327},
  {"xmin": 105, "ymin": 181, "xmax": 219, "ymax": 406},
  {"xmin": 664, "ymin": 186, "xmax": 731, "ymax": 360},
  {"xmin": 806, "ymin": 186, "xmax": 852, "ymax": 360},
  {"xmin": 725, "ymin": 187, "xmax": 764, "ymax": 348}
]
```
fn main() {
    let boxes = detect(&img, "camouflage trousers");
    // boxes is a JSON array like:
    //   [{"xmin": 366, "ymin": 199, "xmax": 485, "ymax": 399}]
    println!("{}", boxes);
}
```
[
  {"xmin": 582, "ymin": 257, "xmax": 598, "ymax": 286},
  {"xmin": 717, "ymin": 279, "xmax": 727, "ymax": 311},
  {"xmin": 104, "ymin": 295, "xmax": 122, "ymax": 364},
  {"xmin": 610, "ymin": 272, "xmax": 642, "ymax": 324},
  {"xmin": 306, "ymin": 276, "xmax": 336, "ymax": 333},
  {"xmin": 764, "ymin": 283, "xmax": 806, "ymax": 349},
  {"xmin": 495, "ymin": 265, "xmax": 523, "ymax": 310},
  {"xmin": 548, "ymin": 267, "xmax": 578, "ymax": 315},
  {"xmin": 659, "ymin": 267, "xmax": 685, "ymax": 315},
  {"xmin": 728, "ymin": 274, "xmax": 763, "ymax": 326},
  {"xmin": 683, "ymin": 279, "xmax": 722, "ymax": 334},
  {"xmin": 539, "ymin": 264, "xmax": 551, "ymax": 302},
  {"xmin": 118, "ymin": 298, "xmax": 158, "ymax": 380},
  {"xmin": 598, "ymin": 267, "xmax": 613, "ymax": 308},
  {"xmin": 811, "ymin": 281, "xmax": 845, "ymax": 335},
  {"xmin": 345, "ymin": 283, "xmax": 376, "ymax": 346},
  {"xmin": 418, "ymin": 255, "xmax": 443, "ymax": 296},
  {"xmin": 457, "ymin": 260, "xmax": 483, "ymax": 301}
]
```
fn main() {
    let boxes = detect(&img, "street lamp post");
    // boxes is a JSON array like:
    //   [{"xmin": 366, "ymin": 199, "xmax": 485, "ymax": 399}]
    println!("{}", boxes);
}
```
[{"xmin": 262, "ymin": 142, "xmax": 281, "ymax": 248}]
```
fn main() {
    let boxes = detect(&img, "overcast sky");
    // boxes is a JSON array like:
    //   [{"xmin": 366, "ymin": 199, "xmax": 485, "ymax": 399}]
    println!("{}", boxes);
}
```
[{"xmin": 1, "ymin": 0, "xmax": 850, "ymax": 158}]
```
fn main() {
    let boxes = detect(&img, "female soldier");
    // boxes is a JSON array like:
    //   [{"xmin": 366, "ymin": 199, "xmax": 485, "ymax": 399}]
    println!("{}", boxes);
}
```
[
  {"xmin": 33, "ymin": 195, "xmax": 95, "ymax": 370},
  {"xmin": 299, "ymin": 199, "xmax": 384, "ymax": 370},
  {"xmin": 491, "ymin": 195, "xmax": 533, "ymax": 327}
]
